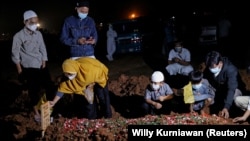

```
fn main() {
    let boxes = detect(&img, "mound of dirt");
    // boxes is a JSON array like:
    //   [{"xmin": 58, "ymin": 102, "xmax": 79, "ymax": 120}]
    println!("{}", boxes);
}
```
[{"xmin": 1, "ymin": 55, "xmax": 250, "ymax": 141}]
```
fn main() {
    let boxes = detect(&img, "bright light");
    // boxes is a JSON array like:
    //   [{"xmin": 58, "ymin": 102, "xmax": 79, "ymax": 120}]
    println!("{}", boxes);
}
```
[
  {"xmin": 37, "ymin": 23, "xmax": 40, "ymax": 27},
  {"xmin": 130, "ymin": 13, "xmax": 136, "ymax": 19}
]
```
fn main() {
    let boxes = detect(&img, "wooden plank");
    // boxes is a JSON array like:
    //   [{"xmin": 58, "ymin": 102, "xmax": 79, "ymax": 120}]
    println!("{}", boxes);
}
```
[{"xmin": 40, "ymin": 101, "xmax": 51, "ymax": 132}]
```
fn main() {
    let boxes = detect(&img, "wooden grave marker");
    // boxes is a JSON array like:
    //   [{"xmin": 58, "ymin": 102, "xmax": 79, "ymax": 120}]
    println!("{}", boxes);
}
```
[{"xmin": 40, "ymin": 101, "xmax": 51, "ymax": 137}]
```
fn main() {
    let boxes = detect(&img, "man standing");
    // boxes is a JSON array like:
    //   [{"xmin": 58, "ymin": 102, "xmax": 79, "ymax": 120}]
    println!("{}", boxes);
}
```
[
  {"xmin": 60, "ymin": 0, "xmax": 98, "ymax": 59},
  {"xmin": 11, "ymin": 10, "xmax": 51, "ymax": 118}
]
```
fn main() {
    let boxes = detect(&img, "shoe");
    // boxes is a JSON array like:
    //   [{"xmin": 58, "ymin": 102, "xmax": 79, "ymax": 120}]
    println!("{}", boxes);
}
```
[
  {"xmin": 106, "ymin": 55, "xmax": 111, "ymax": 61},
  {"xmin": 109, "ymin": 56, "xmax": 114, "ymax": 61},
  {"xmin": 106, "ymin": 55, "xmax": 113, "ymax": 61}
]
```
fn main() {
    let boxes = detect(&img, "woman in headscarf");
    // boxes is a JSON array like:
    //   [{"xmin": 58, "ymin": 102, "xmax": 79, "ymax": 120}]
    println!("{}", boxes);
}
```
[{"xmin": 50, "ymin": 57, "xmax": 112, "ymax": 119}]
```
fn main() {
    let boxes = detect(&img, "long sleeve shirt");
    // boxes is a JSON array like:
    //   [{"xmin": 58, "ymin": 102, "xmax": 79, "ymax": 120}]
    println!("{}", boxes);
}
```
[
  {"xmin": 60, "ymin": 15, "xmax": 98, "ymax": 57},
  {"xmin": 11, "ymin": 28, "xmax": 48, "ymax": 68},
  {"xmin": 204, "ymin": 57, "xmax": 247, "ymax": 110}
]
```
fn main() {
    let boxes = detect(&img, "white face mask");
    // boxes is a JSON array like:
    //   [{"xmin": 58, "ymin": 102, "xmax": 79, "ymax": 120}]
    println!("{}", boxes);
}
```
[
  {"xmin": 68, "ymin": 73, "xmax": 77, "ymax": 80},
  {"xmin": 27, "ymin": 24, "xmax": 37, "ymax": 31},
  {"xmin": 192, "ymin": 83, "xmax": 202, "ymax": 90},
  {"xmin": 151, "ymin": 83, "xmax": 160, "ymax": 91},
  {"xmin": 209, "ymin": 67, "xmax": 221, "ymax": 74}
]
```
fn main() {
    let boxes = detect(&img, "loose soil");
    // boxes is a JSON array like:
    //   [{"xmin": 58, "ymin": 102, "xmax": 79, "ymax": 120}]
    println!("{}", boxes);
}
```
[{"xmin": 1, "ymin": 53, "xmax": 249, "ymax": 141}]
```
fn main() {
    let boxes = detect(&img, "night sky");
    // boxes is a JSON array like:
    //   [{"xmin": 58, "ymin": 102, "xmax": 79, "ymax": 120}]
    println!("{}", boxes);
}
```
[
  {"xmin": 0, "ymin": 0, "xmax": 247, "ymax": 34},
  {"xmin": 0, "ymin": 0, "xmax": 154, "ymax": 34}
]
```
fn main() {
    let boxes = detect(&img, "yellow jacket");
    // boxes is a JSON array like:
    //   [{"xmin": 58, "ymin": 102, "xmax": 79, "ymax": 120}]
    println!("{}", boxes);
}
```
[{"xmin": 58, "ymin": 57, "xmax": 109, "ymax": 95}]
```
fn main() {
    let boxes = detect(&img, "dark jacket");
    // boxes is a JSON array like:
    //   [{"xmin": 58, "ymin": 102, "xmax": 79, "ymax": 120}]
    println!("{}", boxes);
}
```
[
  {"xmin": 204, "ymin": 57, "xmax": 247, "ymax": 110},
  {"xmin": 60, "ymin": 14, "xmax": 98, "ymax": 57}
]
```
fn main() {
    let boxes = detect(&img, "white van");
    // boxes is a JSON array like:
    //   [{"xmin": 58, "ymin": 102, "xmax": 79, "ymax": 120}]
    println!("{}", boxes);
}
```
[{"xmin": 199, "ymin": 25, "xmax": 217, "ymax": 45}]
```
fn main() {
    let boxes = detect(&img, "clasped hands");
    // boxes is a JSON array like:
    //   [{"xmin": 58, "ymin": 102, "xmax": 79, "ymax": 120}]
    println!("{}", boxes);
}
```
[{"xmin": 173, "ymin": 57, "xmax": 181, "ymax": 63}]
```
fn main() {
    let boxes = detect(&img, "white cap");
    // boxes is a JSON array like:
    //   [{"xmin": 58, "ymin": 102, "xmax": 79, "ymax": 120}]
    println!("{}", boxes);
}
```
[
  {"xmin": 23, "ymin": 10, "xmax": 37, "ymax": 21},
  {"xmin": 151, "ymin": 71, "xmax": 164, "ymax": 82}
]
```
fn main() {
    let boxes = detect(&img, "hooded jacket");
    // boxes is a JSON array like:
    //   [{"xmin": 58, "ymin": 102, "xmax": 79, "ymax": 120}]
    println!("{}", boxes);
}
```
[{"xmin": 58, "ymin": 57, "xmax": 108, "ymax": 95}]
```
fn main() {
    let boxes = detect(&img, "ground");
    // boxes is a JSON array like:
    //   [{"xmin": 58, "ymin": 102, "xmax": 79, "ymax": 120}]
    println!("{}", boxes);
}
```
[{"xmin": 0, "ymin": 53, "xmax": 250, "ymax": 141}]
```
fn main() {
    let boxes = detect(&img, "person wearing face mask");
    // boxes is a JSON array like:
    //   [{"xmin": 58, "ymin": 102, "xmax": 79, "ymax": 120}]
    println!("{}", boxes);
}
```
[
  {"xmin": 60, "ymin": 0, "xmax": 98, "ymax": 59},
  {"xmin": 142, "ymin": 71, "xmax": 174, "ymax": 115},
  {"xmin": 49, "ymin": 57, "xmax": 112, "ymax": 119},
  {"xmin": 204, "ymin": 51, "xmax": 249, "ymax": 119},
  {"xmin": 189, "ymin": 70, "xmax": 215, "ymax": 115},
  {"xmin": 11, "ymin": 10, "xmax": 53, "ymax": 121},
  {"xmin": 165, "ymin": 40, "xmax": 194, "ymax": 76}
]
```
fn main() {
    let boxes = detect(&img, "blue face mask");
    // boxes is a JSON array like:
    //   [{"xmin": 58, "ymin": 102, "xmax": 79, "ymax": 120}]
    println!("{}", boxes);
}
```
[
  {"xmin": 174, "ymin": 47, "xmax": 182, "ymax": 52},
  {"xmin": 209, "ymin": 67, "xmax": 221, "ymax": 74},
  {"xmin": 78, "ymin": 12, "xmax": 88, "ymax": 19},
  {"xmin": 192, "ymin": 83, "xmax": 202, "ymax": 90}
]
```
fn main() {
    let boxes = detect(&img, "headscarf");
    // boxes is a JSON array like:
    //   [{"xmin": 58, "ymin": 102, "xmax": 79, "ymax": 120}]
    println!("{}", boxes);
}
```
[{"xmin": 58, "ymin": 57, "xmax": 109, "ymax": 95}]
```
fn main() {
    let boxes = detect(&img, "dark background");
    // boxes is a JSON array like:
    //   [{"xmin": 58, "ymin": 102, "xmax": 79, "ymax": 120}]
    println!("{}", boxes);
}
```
[{"xmin": 0, "ymin": 0, "xmax": 249, "ymax": 75}]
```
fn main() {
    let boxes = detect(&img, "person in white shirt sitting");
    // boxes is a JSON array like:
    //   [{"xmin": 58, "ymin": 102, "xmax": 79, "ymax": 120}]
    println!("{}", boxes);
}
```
[{"xmin": 165, "ymin": 40, "xmax": 193, "ymax": 76}]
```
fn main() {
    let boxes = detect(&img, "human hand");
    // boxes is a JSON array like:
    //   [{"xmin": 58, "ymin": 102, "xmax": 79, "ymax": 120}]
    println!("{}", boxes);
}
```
[
  {"xmin": 41, "ymin": 61, "xmax": 46, "ymax": 69},
  {"xmin": 233, "ymin": 116, "xmax": 247, "ymax": 123},
  {"xmin": 158, "ymin": 96, "xmax": 165, "ymax": 102},
  {"xmin": 190, "ymin": 109, "xmax": 195, "ymax": 113},
  {"xmin": 85, "ymin": 37, "xmax": 95, "ymax": 45},
  {"xmin": 154, "ymin": 102, "xmax": 162, "ymax": 109},
  {"xmin": 172, "ymin": 88, "xmax": 177, "ymax": 95},
  {"xmin": 87, "ymin": 82, "xmax": 95, "ymax": 89},
  {"xmin": 189, "ymin": 104, "xmax": 195, "ymax": 113},
  {"xmin": 17, "ymin": 68, "xmax": 22, "ymax": 74},
  {"xmin": 173, "ymin": 57, "xmax": 180, "ymax": 63},
  {"xmin": 16, "ymin": 64, "xmax": 22, "ymax": 74},
  {"xmin": 78, "ymin": 37, "xmax": 87, "ymax": 45},
  {"xmin": 49, "ymin": 101, "xmax": 55, "ymax": 107},
  {"xmin": 219, "ymin": 108, "xmax": 229, "ymax": 118}
]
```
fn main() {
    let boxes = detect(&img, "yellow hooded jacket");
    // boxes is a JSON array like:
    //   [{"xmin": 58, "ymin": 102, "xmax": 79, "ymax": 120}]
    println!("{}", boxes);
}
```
[{"xmin": 58, "ymin": 57, "xmax": 109, "ymax": 96}]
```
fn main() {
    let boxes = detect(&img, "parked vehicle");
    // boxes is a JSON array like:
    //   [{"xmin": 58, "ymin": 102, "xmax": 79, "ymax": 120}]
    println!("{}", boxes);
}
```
[
  {"xmin": 198, "ymin": 14, "xmax": 218, "ymax": 45},
  {"xmin": 112, "ymin": 19, "xmax": 143, "ymax": 54},
  {"xmin": 199, "ymin": 25, "xmax": 217, "ymax": 45}
]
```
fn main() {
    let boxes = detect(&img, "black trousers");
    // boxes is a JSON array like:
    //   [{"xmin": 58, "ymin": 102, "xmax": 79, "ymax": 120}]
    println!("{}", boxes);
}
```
[{"xmin": 18, "ymin": 67, "xmax": 52, "ymax": 108}]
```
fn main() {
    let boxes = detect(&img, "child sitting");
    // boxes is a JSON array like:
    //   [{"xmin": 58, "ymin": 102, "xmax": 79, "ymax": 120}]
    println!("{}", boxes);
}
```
[
  {"xmin": 142, "ymin": 71, "xmax": 174, "ymax": 115},
  {"xmin": 172, "ymin": 70, "xmax": 216, "ymax": 115}
]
